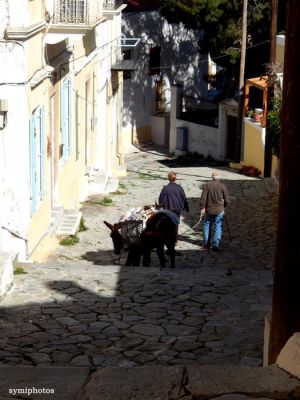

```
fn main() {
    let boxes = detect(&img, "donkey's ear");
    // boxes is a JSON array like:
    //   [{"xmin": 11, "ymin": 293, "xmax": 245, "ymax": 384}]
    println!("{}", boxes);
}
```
[
  {"xmin": 104, "ymin": 221, "xmax": 113, "ymax": 230},
  {"xmin": 115, "ymin": 222, "xmax": 124, "ymax": 230}
]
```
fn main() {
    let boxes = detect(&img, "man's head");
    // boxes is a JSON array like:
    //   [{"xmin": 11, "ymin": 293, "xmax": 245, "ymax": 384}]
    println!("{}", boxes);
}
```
[
  {"xmin": 168, "ymin": 171, "xmax": 177, "ymax": 182},
  {"xmin": 212, "ymin": 170, "xmax": 221, "ymax": 180}
]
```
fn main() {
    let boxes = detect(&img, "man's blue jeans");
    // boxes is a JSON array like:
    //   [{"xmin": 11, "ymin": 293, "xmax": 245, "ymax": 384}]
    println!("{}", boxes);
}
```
[{"xmin": 203, "ymin": 211, "xmax": 225, "ymax": 248}]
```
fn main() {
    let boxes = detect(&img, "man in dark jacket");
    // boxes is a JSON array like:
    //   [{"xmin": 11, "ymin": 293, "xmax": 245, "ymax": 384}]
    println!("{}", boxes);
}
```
[
  {"xmin": 199, "ymin": 170, "xmax": 230, "ymax": 250},
  {"xmin": 158, "ymin": 172, "xmax": 189, "ymax": 241}
]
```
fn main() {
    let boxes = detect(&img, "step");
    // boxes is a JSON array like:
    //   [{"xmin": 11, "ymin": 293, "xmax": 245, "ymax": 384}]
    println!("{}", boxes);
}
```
[
  {"xmin": 88, "ymin": 172, "xmax": 109, "ymax": 194},
  {"xmin": 56, "ymin": 211, "xmax": 82, "ymax": 236},
  {"xmin": 88, "ymin": 173, "xmax": 119, "ymax": 195},
  {"xmin": 0, "ymin": 364, "xmax": 298, "ymax": 400},
  {"xmin": 85, "ymin": 364, "xmax": 300, "ymax": 400},
  {"xmin": 105, "ymin": 178, "xmax": 119, "ymax": 194}
]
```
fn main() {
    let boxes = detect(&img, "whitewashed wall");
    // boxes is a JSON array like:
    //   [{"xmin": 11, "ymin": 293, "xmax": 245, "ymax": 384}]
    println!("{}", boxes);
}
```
[
  {"xmin": 4, "ymin": 0, "xmax": 28, "ymax": 27},
  {"xmin": 174, "ymin": 120, "xmax": 221, "ymax": 159},
  {"xmin": 0, "ymin": 35, "xmax": 30, "ymax": 232},
  {"xmin": 167, "ymin": 85, "xmax": 237, "ymax": 160},
  {"xmin": 122, "ymin": 11, "xmax": 208, "ymax": 141},
  {"xmin": 151, "ymin": 115, "xmax": 166, "ymax": 146}
]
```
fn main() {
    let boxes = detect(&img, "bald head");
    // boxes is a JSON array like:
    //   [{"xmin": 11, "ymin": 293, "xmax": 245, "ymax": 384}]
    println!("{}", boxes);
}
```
[{"xmin": 212, "ymin": 170, "xmax": 221, "ymax": 180}]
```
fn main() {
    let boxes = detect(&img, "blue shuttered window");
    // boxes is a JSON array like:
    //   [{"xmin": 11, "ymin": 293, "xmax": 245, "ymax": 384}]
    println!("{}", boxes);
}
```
[
  {"xmin": 30, "ymin": 106, "xmax": 46, "ymax": 216},
  {"xmin": 61, "ymin": 78, "xmax": 73, "ymax": 160}
]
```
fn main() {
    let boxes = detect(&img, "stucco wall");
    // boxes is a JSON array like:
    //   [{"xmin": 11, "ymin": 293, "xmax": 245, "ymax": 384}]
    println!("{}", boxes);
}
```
[
  {"xmin": 0, "ymin": 84, "xmax": 31, "ymax": 238},
  {"xmin": 0, "ymin": 4, "xmax": 125, "ymax": 262},
  {"xmin": 175, "ymin": 120, "xmax": 220, "ymax": 159},
  {"xmin": 151, "ymin": 115, "xmax": 166, "ymax": 146},
  {"xmin": 122, "ymin": 11, "xmax": 208, "ymax": 144},
  {"xmin": 243, "ymin": 118, "xmax": 266, "ymax": 175}
]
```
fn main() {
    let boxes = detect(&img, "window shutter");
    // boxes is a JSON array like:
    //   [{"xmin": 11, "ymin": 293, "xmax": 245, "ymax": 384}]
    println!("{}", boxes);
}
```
[
  {"xmin": 30, "ymin": 114, "xmax": 37, "ymax": 216},
  {"xmin": 67, "ymin": 79, "xmax": 72, "ymax": 155},
  {"xmin": 40, "ymin": 106, "xmax": 46, "ymax": 198}
]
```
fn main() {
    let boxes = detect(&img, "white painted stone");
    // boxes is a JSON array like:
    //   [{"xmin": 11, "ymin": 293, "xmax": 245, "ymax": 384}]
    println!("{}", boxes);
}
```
[
  {"xmin": 277, "ymin": 332, "xmax": 300, "ymax": 379},
  {"xmin": 0, "ymin": 251, "xmax": 13, "ymax": 299}
]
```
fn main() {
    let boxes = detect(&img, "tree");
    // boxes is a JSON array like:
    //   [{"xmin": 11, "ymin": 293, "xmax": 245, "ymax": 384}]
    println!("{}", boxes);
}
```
[
  {"xmin": 268, "ymin": 0, "xmax": 300, "ymax": 363},
  {"xmin": 160, "ymin": 0, "xmax": 274, "ymax": 88}
]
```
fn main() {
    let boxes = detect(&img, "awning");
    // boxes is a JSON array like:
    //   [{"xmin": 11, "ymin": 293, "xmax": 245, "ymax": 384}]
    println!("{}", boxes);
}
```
[
  {"xmin": 120, "ymin": 37, "xmax": 140, "ymax": 48},
  {"xmin": 111, "ymin": 60, "xmax": 136, "ymax": 71}
]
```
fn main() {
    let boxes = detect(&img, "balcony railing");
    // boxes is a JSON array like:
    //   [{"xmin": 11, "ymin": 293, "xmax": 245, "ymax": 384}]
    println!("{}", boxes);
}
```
[
  {"xmin": 53, "ymin": 0, "xmax": 102, "ymax": 27},
  {"xmin": 103, "ymin": 0, "xmax": 123, "ymax": 10}
]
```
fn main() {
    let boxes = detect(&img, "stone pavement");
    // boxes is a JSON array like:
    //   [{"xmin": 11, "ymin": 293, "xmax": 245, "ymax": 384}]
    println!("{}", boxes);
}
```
[{"xmin": 0, "ymin": 144, "xmax": 285, "ymax": 399}]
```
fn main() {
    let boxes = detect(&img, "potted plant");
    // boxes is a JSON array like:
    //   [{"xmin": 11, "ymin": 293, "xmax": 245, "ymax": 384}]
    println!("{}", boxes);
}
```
[{"xmin": 247, "ymin": 109, "xmax": 254, "ymax": 119}]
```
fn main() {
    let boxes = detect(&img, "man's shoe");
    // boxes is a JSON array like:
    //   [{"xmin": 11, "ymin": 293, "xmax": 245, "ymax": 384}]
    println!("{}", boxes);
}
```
[{"xmin": 211, "ymin": 246, "xmax": 219, "ymax": 251}]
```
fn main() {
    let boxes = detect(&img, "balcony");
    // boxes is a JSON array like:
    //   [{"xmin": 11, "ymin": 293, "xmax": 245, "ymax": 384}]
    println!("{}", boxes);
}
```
[
  {"xmin": 103, "ymin": 0, "xmax": 123, "ymax": 10},
  {"xmin": 103, "ymin": 0, "xmax": 126, "ymax": 16},
  {"xmin": 52, "ymin": 0, "xmax": 103, "ymax": 30}
]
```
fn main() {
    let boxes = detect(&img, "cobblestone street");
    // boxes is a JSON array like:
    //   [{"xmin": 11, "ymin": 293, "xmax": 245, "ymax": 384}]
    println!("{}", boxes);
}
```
[{"xmin": 0, "ymin": 145, "xmax": 278, "ymax": 369}]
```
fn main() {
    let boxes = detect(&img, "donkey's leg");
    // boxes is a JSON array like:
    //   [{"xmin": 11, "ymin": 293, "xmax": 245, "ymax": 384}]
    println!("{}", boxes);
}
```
[
  {"xmin": 142, "ymin": 247, "xmax": 151, "ymax": 267},
  {"xmin": 166, "ymin": 242, "xmax": 176, "ymax": 268},
  {"xmin": 157, "ymin": 245, "xmax": 166, "ymax": 269},
  {"xmin": 132, "ymin": 247, "xmax": 142, "ymax": 266},
  {"xmin": 125, "ymin": 251, "xmax": 133, "ymax": 266}
]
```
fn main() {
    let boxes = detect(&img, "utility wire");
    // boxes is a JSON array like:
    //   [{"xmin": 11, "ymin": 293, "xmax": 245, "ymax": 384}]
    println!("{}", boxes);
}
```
[{"xmin": 0, "ymin": 36, "xmax": 270, "ymax": 86}]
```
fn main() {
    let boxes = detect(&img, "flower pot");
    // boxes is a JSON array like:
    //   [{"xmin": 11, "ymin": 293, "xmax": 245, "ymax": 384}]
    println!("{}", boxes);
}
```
[{"xmin": 254, "ymin": 108, "xmax": 263, "ymax": 123}]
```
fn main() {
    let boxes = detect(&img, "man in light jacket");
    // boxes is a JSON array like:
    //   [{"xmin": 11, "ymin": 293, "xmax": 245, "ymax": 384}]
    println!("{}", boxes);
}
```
[{"xmin": 199, "ymin": 170, "xmax": 230, "ymax": 251}]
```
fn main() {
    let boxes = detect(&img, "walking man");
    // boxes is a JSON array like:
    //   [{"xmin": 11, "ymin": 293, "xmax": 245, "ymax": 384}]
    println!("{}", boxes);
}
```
[
  {"xmin": 199, "ymin": 170, "xmax": 230, "ymax": 250},
  {"xmin": 158, "ymin": 171, "xmax": 189, "ymax": 241}
]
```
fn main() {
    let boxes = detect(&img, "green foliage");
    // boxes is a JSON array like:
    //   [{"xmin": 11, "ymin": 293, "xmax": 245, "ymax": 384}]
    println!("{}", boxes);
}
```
[
  {"xmin": 160, "ymin": 0, "xmax": 271, "ymax": 68},
  {"xmin": 14, "ymin": 267, "xmax": 27, "ymax": 275},
  {"xmin": 99, "ymin": 197, "xmax": 113, "ymax": 206},
  {"xmin": 138, "ymin": 172, "xmax": 161, "ymax": 180},
  {"xmin": 79, "ymin": 216, "xmax": 88, "ymax": 232},
  {"xmin": 59, "ymin": 235, "xmax": 80, "ymax": 246},
  {"xmin": 267, "ymin": 96, "xmax": 281, "ymax": 157}
]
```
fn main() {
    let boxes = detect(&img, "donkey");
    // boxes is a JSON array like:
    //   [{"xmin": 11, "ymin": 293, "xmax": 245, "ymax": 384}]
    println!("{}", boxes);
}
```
[{"xmin": 104, "ymin": 212, "xmax": 177, "ymax": 268}]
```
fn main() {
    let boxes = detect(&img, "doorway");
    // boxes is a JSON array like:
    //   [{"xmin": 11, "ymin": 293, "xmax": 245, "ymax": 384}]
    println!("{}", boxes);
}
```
[{"xmin": 226, "ymin": 115, "xmax": 237, "ymax": 160}]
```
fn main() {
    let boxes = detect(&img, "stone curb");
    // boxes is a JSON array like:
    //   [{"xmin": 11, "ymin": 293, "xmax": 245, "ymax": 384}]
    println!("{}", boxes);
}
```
[{"xmin": 83, "ymin": 365, "xmax": 300, "ymax": 400}]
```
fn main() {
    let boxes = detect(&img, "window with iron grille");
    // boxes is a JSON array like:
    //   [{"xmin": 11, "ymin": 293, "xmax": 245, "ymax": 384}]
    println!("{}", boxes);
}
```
[{"xmin": 58, "ymin": 0, "xmax": 85, "ymax": 24}]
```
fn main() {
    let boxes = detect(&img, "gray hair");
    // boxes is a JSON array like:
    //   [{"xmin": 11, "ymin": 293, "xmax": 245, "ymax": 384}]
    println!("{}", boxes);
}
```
[{"xmin": 212, "ymin": 170, "xmax": 221, "ymax": 180}]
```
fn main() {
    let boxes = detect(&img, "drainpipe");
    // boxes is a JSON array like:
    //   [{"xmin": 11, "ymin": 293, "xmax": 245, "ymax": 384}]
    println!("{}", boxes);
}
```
[{"xmin": 27, "ymin": 228, "xmax": 53, "ymax": 259}]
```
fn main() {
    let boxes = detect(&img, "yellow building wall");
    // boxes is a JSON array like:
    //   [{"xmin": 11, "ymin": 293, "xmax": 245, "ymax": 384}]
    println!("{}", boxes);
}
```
[
  {"xmin": 271, "ymin": 154, "xmax": 279, "ymax": 177},
  {"xmin": 24, "ymin": 12, "xmax": 126, "ymax": 261},
  {"xmin": 28, "ymin": 0, "xmax": 44, "ymax": 25},
  {"xmin": 27, "ymin": 194, "xmax": 59, "ymax": 262},
  {"xmin": 26, "ymin": 32, "xmax": 45, "ymax": 79},
  {"xmin": 243, "ymin": 120, "xmax": 266, "ymax": 176},
  {"xmin": 276, "ymin": 35, "xmax": 285, "ymax": 65},
  {"xmin": 26, "ymin": 77, "xmax": 54, "ymax": 261}
]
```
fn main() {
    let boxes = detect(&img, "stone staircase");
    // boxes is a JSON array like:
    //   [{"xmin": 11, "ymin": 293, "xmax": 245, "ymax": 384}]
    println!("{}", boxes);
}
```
[
  {"xmin": 0, "ymin": 364, "xmax": 299, "ymax": 400},
  {"xmin": 87, "ymin": 171, "xmax": 119, "ymax": 195},
  {"xmin": 55, "ymin": 211, "xmax": 82, "ymax": 236}
]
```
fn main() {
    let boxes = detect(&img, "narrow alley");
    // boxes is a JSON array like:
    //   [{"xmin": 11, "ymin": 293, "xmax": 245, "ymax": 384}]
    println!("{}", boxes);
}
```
[{"xmin": 0, "ymin": 145, "xmax": 278, "ymax": 371}]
